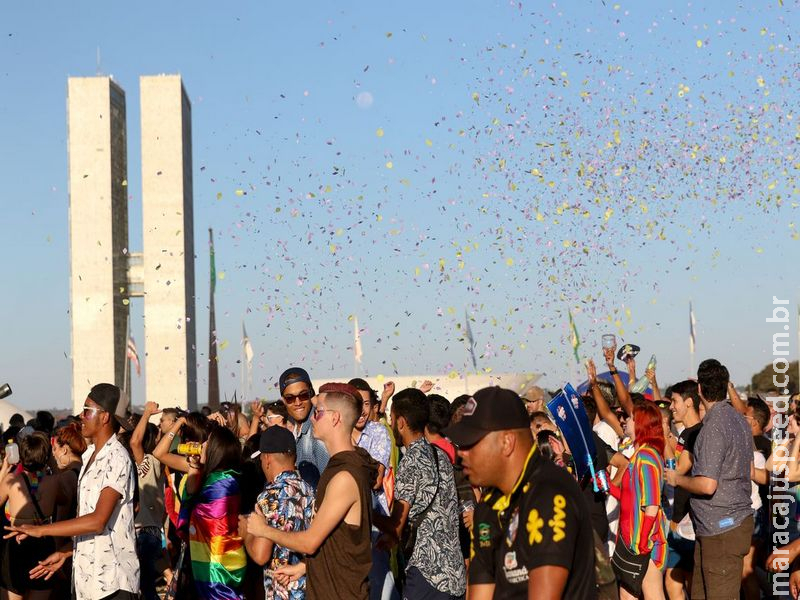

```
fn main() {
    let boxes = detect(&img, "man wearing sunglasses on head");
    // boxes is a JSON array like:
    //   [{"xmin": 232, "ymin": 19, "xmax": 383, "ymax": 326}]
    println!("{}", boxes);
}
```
[
  {"xmin": 7, "ymin": 383, "xmax": 139, "ymax": 600},
  {"xmin": 280, "ymin": 367, "xmax": 329, "ymax": 489}
]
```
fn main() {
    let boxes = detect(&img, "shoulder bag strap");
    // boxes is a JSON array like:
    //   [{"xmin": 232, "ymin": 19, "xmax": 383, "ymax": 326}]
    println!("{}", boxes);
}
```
[
  {"xmin": 409, "ymin": 443, "xmax": 442, "ymax": 526},
  {"xmin": 21, "ymin": 473, "xmax": 48, "ymax": 523}
]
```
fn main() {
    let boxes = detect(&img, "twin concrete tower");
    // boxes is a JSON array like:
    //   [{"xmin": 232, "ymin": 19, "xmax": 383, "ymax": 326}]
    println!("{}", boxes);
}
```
[{"xmin": 67, "ymin": 75, "xmax": 197, "ymax": 414}]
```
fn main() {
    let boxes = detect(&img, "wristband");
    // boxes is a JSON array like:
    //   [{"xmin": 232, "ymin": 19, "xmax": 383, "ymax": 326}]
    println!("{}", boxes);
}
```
[
  {"xmin": 167, "ymin": 432, "xmax": 176, "ymax": 439},
  {"xmin": 609, "ymin": 369, "xmax": 619, "ymax": 375}
]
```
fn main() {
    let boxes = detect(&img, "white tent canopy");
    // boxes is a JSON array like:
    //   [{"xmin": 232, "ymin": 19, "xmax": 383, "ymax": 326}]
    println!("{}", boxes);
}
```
[
  {"xmin": 0, "ymin": 399, "xmax": 34, "ymax": 433},
  {"xmin": 311, "ymin": 371, "xmax": 540, "ymax": 402}
]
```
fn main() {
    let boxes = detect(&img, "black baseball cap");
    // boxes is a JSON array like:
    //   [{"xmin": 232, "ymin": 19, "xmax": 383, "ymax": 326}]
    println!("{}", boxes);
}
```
[
  {"xmin": 250, "ymin": 425, "xmax": 297, "ymax": 459},
  {"xmin": 87, "ymin": 383, "xmax": 133, "ymax": 431},
  {"xmin": 278, "ymin": 367, "xmax": 315, "ymax": 396},
  {"xmin": 445, "ymin": 387, "xmax": 529, "ymax": 448},
  {"xmin": 617, "ymin": 343, "xmax": 640, "ymax": 361}
]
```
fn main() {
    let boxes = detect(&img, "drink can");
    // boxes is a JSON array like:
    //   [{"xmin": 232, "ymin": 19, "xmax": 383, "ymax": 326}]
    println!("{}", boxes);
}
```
[
  {"xmin": 666, "ymin": 458, "xmax": 676, "ymax": 470},
  {"xmin": 177, "ymin": 442, "xmax": 202, "ymax": 456},
  {"xmin": 596, "ymin": 469, "xmax": 609, "ymax": 493}
]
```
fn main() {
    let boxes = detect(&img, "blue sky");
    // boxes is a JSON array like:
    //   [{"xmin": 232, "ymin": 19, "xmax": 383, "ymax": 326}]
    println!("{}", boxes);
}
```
[{"xmin": 1, "ymin": 1, "xmax": 799, "ymax": 410}]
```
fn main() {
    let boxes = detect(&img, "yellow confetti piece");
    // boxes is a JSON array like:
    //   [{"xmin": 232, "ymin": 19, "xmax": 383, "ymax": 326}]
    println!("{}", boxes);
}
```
[
  {"xmin": 696, "ymin": 39, "xmax": 703, "ymax": 48},
  {"xmin": 122, "ymin": 299, "xmax": 130, "ymax": 305},
  {"xmin": 385, "ymin": 161, "xmax": 393, "ymax": 169},
  {"xmin": 425, "ymin": 139, "xmax": 433, "ymax": 147},
  {"xmin": 219, "ymin": 340, "xmax": 229, "ymax": 350},
  {"xmin": 448, "ymin": 370, "xmax": 459, "ymax": 379},
  {"xmin": 218, "ymin": 271, "xmax": 225, "ymax": 279},
  {"xmin": 719, "ymin": 156, "xmax": 727, "ymax": 164},
  {"xmin": 471, "ymin": 92, "xmax": 480, "ymax": 104},
  {"xmin": 376, "ymin": 128, "xmax": 384, "ymax": 137},
  {"xmin": 121, "ymin": 179, "xmax": 128, "ymax": 187},
  {"xmin": 505, "ymin": 257, "xmax": 514, "ymax": 266},
  {"xmin": 235, "ymin": 189, "xmax": 244, "ymax": 196},
  {"xmin": 216, "ymin": 192, "xmax": 223, "ymax": 200},
  {"xmin": 376, "ymin": 374, "xmax": 385, "ymax": 382},
  {"xmin": 376, "ymin": 214, "xmax": 383, "ymax": 222},
  {"xmin": 329, "ymin": 244, "xmax": 337, "ymax": 254}
]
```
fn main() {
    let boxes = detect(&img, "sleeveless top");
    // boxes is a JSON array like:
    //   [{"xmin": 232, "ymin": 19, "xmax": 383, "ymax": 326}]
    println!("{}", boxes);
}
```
[
  {"xmin": 5, "ymin": 468, "xmax": 47, "ymax": 523},
  {"xmin": 306, "ymin": 448, "xmax": 377, "ymax": 600}
]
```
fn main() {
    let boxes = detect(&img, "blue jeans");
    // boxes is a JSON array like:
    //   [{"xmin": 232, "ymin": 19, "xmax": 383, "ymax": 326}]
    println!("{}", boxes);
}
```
[
  {"xmin": 136, "ymin": 527, "xmax": 163, "ymax": 600},
  {"xmin": 369, "ymin": 530, "xmax": 400, "ymax": 600},
  {"xmin": 402, "ymin": 567, "xmax": 464, "ymax": 600}
]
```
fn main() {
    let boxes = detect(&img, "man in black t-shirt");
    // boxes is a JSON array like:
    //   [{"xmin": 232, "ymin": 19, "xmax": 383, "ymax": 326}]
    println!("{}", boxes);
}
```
[
  {"xmin": 446, "ymin": 387, "xmax": 596, "ymax": 600},
  {"xmin": 666, "ymin": 380, "xmax": 703, "ymax": 600}
]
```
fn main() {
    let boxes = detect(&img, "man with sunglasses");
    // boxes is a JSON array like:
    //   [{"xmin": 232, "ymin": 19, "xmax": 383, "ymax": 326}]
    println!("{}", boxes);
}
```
[
  {"xmin": 280, "ymin": 367, "xmax": 329, "ymax": 489},
  {"xmin": 7, "ymin": 383, "xmax": 139, "ymax": 599},
  {"xmin": 247, "ymin": 382, "xmax": 378, "ymax": 600}
]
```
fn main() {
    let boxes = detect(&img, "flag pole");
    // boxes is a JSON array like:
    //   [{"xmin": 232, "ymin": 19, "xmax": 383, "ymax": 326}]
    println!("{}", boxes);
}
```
[
  {"xmin": 123, "ymin": 312, "xmax": 130, "ymax": 400},
  {"xmin": 208, "ymin": 228, "xmax": 220, "ymax": 410},
  {"xmin": 689, "ymin": 298, "xmax": 697, "ymax": 379},
  {"xmin": 241, "ymin": 319, "xmax": 245, "ymax": 405}
]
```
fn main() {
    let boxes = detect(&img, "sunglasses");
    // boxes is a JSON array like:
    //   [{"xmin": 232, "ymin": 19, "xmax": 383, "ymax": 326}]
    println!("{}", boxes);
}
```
[
  {"xmin": 283, "ymin": 390, "xmax": 312, "ymax": 404},
  {"xmin": 82, "ymin": 405, "xmax": 105, "ymax": 418},
  {"xmin": 313, "ymin": 407, "xmax": 337, "ymax": 421}
]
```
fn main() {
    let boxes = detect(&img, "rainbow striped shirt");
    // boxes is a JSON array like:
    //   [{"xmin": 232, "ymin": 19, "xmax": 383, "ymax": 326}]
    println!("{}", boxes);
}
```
[
  {"xmin": 618, "ymin": 445, "xmax": 668, "ymax": 570},
  {"xmin": 179, "ymin": 469, "xmax": 246, "ymax": 599}
]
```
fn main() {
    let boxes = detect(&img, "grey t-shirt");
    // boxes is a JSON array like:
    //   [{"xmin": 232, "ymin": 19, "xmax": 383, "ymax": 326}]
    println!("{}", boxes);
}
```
[{"xmin": 689, "ymin": 400, "xmax": 753, "ymax": 537}]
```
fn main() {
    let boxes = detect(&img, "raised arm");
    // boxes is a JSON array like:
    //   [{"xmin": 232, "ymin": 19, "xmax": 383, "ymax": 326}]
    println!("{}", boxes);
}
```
[
  {"xmin": 586, "ymin": 359, "xmax": 624, "ymax": 438},
  {"xmin": 379, "ymin": 381, "xmax": 395, "ymax": 417},
  {"xmin": 646, "ymin": 367, "xmax": 662, "ymax": 402},
  {"xmin": 603, "ymin": 347, "xmax": 633, "ymax": 417},
  {"xmin": 248, "ymin": 401, "xmax": 265, "ymax": 438},
  {"xmin": 153, "ymin": 416, "xmax": 190, "ymax": 474},
  {"xmin": 727, "ymin": 381, "xmax": 747, "ymax": 415},
  {"xmin": 131, "ymin": 401, "xmax": 161, "ymax": 465}
]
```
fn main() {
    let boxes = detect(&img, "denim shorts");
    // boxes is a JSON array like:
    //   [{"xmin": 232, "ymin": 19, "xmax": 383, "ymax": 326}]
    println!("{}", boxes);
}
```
[{"xmin": 666, "ymin": 530, "xmax": 695, "ymax": 571}]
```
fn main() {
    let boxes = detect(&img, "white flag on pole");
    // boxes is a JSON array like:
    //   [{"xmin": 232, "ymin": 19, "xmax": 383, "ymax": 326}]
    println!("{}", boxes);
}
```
[{"xmin": 242, "ymin": 322, "xmax": 254, "ymax": 366}]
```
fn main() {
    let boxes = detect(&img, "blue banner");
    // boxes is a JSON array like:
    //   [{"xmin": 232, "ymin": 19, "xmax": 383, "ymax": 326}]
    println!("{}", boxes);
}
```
[{"xmin": 546, "ymin": 383, "xmax": 597, "ymax": 480}]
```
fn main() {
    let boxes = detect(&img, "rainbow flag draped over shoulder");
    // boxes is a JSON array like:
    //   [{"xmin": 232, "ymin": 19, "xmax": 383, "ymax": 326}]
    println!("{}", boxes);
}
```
[{"xmin": 178, "ymin": 469, "xmax": 246, "ymax": 599}]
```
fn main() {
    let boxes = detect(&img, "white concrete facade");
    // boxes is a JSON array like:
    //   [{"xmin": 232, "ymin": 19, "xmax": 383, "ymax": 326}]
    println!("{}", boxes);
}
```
[
  {"xmin": 140, "ymin": 75, "xmax": 197, "ymax": 410},
  {"xmin": 67, "ymin": 77, "xmax": 129, "ymax": 411}
]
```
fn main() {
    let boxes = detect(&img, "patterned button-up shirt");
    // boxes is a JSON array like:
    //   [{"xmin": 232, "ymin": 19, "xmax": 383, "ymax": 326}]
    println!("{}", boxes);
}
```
[
  {"xmin": 74, "ymin": 435, "xmax": 139, "ymax": 599},
  {"xmin": 396, "ymin": 438, "xmax": 466, "ymax": 596},
  {"xmin": 356, "ymin": 420, "xmax": 392, "ymax": 515},
  {"xmin": 256, "ymin": 470, "xmax": 315, "ymax": 600}
]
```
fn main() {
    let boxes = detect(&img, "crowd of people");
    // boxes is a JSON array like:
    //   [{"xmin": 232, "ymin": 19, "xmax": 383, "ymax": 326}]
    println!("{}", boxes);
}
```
[{"xmin": 0, "ymin": 347, "xmax": 799, "ymax": 599}]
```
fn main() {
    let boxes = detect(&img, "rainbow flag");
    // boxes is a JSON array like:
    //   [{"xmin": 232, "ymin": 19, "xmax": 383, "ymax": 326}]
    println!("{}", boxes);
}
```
[{"xmin": 178, "ymin": 469, "xmax": 246, "ymax": 599}]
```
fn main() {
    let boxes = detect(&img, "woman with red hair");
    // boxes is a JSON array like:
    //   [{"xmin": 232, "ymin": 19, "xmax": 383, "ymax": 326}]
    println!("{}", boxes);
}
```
[{"xmin": 608, "ymin": 402, "xmax": 668, "ymax": 599}]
